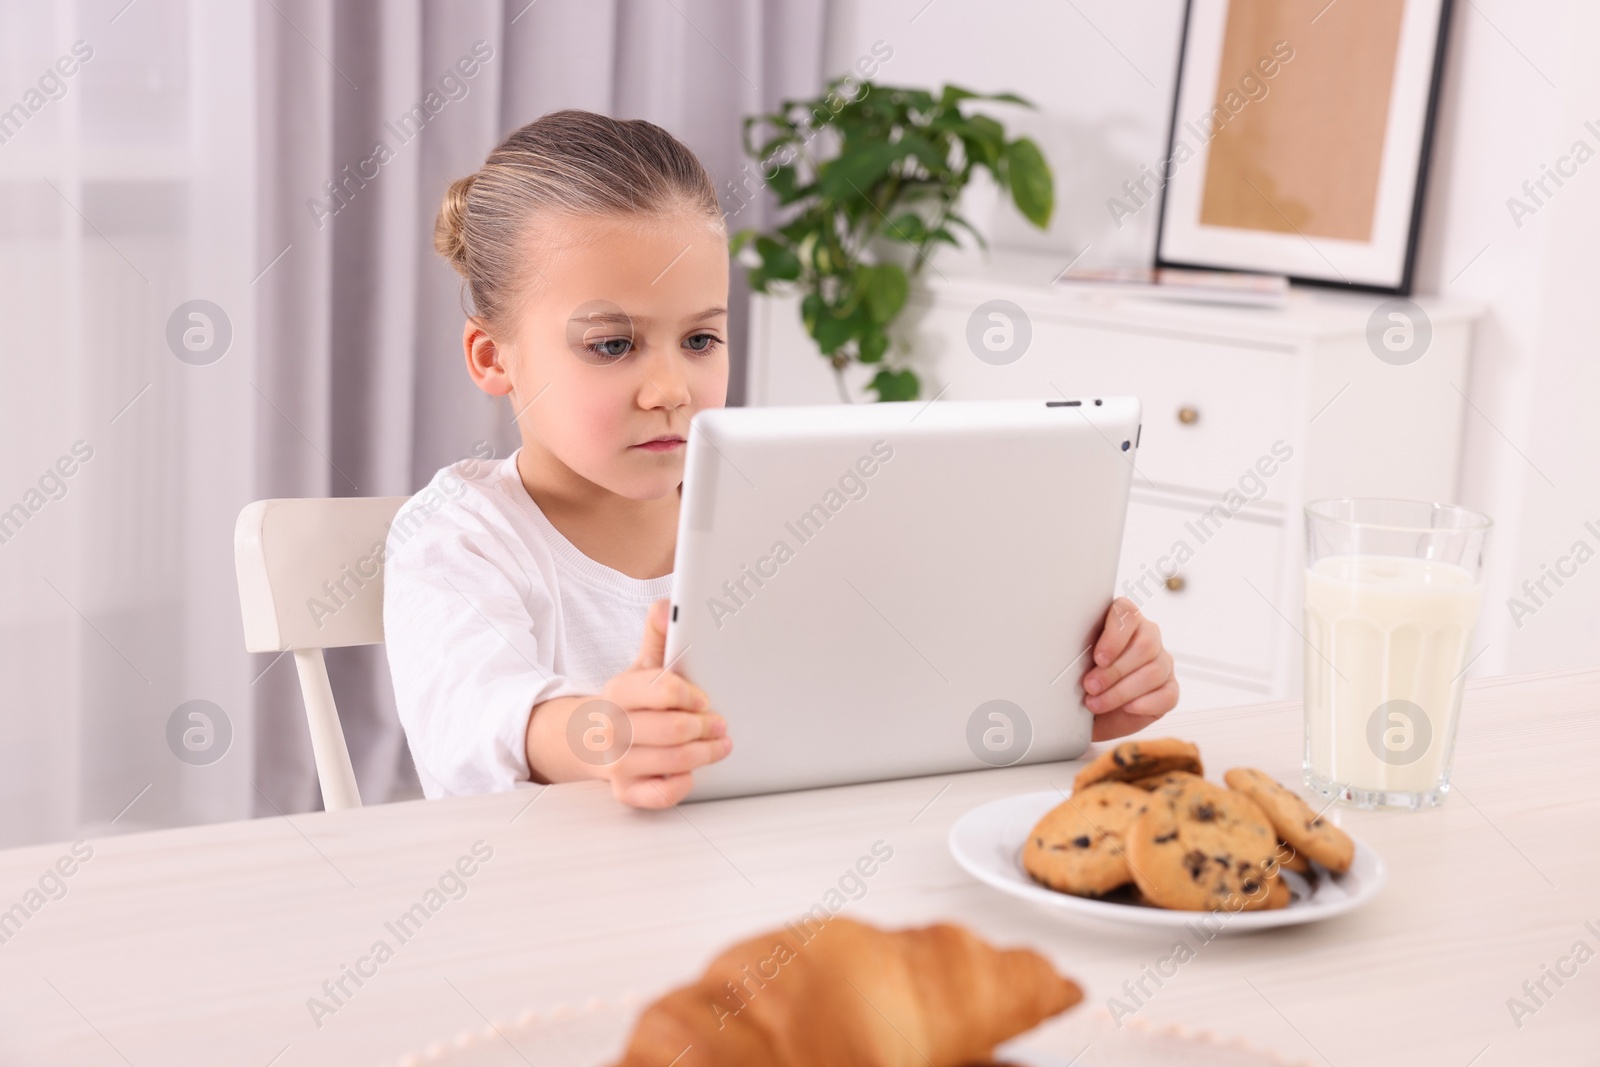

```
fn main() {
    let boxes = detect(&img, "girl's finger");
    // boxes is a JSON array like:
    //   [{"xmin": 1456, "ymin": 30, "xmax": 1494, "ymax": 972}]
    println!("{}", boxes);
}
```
[
  {"xmin": 617, "ymin": 772, "xmax": 695, "ymax": 809},
  {"xmin": 617, "ymin": 736, "xmax": 732, "ymax": 779},
  {"xmin": 1088, "ymin": 681, "xmax": 1179, "ymax": 741},
  {"xmin": 606, "ymin": 668, "xmax": 708, "ymax": 714},
  {"xmin": 1091, "ymin": 598, "xmax": 1145, "ymax": 670},
  {"xmin": 1086, "ymin": 655, "xmax": 1171, "ymax": 714},
  {"xmin": 1091, "ymin": 708, "xmax": 1150, "ymax": 742},
  {"xmin": 1086, "ymin": 618, "xmax": 1162, "ymax": 695},
  {"xmin": 626, "ymin": 710, "xmax": 725, "ymax": 747},
  {"xmin": 630, "ymin": 599, "xmax": 671, "ymax": 672},
  {"xmin": 1118, "ymin": 677, "xmax": 1180, "ymax": 719}
]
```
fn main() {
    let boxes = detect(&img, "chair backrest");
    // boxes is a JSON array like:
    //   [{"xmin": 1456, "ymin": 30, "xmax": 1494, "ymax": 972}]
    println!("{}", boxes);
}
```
[
  {"xmin": 234, "ymin": 496, "xmax": 408, "ymax": 812},
  {"xmin": 235, "ymin": 496, "xmax": 408, "ymax": 653}
]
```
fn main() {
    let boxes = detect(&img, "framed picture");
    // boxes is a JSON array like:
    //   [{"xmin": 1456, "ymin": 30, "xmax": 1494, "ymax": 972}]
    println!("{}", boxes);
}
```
[{"xmin": 1154, "ymin": 0, "xmax": 1455, "ymax": 295}]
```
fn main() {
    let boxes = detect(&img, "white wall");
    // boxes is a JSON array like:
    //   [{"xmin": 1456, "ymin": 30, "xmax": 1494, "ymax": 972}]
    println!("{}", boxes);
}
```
[
  {"xmin": 1415, "ymin": 0, "xmax": 1600, "ymax": 675},
  {"xmin": 823, "ymin": 0, "xmax": 1600, "ymax": 678},
  {"xmin": 825, "ymin": 0, "xmax": 1187, "ymax": 271}
]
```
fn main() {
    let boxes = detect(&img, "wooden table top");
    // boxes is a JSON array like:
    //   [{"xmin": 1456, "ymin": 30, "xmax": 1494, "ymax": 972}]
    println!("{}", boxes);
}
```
[{"xmin": 0, "ymin": 667, "xmax": 1594, "ymax": 1066}]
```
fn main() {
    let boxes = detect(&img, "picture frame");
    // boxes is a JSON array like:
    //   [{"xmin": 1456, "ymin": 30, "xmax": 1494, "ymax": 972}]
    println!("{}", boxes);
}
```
[{"xmin": 1153, "ymin": 0, "xmax": 1455, "ymax": 295}]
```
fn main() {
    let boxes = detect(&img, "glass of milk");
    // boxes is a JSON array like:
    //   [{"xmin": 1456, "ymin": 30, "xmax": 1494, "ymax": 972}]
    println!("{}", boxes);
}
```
[{"xmin": 1303, "ymin": 499, "xmax": 1491, "ymax": 810}]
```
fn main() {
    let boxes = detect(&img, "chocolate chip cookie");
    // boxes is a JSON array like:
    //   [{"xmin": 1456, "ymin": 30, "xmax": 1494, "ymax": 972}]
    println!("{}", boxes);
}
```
[
  {"xmin": 1224, "ymin": 768, "xmax": 1355, "ymax": 874},
  {"xmin": 1125, "ymin": 776, "xmax": 1280, "ymax": 911},
  {"xmin": 1072, "ymin": 738, "xmax": 1204, "ymax": 792},
  {"xmin": 1274, "ymin": 839, "xmax": 1311, "ymax": 875},
  {"xmin": 1023, "ymin": 782, "xmax": 1152, "ymax": 897},
  {"xmin": 1126, "ymin": 769, "xmax": 1203, "ymax": 798}
]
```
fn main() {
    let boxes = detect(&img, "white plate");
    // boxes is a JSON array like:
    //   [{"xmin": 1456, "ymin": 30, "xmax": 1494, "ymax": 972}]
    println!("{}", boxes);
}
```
[
  {"xmin": 949, "ymin": 790, "xmax": 1385, "ymax": 931},
  {"xmin": 393, "ymin": 995, "xmax": 639, "ymax": 1067},
  {"xmin": 400, "ymin": 997, "xmax": 1311, "ymax": 1067}
]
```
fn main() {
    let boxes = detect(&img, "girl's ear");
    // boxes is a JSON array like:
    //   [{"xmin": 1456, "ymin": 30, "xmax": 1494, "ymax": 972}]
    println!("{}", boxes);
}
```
[{"xmin": 463, "ymin": 318, "xmax": 513, "ymax": 397}]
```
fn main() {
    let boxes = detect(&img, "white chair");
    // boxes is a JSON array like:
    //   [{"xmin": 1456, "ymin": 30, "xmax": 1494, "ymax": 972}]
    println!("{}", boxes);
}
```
[{"xmin": 234, "ymin": 496, "xmax": 409, "ymax": 811}]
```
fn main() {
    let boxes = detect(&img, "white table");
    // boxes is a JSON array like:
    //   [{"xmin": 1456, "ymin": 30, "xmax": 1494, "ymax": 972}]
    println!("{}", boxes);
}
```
[{"xmin": 1, "ymin": 668, "xmax": 1595, "ymax": 1066}]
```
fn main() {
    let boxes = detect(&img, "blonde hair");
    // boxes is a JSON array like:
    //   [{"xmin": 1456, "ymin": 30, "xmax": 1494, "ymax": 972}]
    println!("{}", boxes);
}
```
[{"xmin": 434, "ymin": 109, "xmax": 724, "ymax": 326}]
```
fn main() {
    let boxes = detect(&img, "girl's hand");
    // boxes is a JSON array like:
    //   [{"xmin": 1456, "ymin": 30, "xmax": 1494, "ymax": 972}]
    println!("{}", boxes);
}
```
[
  {"xmin": 596, "ymin": 598, "xmax": 731, "ymax": 808},
  {"xmin": 1081, "ymin": 597, "xmax": 1178, "ymax": 741}
]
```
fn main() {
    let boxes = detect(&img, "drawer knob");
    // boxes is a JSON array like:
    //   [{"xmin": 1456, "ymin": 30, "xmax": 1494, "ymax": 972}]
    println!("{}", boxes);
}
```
[
  {"xmin": 1164, "ymin": 575, "xmax": 1186, "ymax": 592},
  {"xmin": 1177, "ymin": 406, "xmax": 1200, "ymax": 425}
]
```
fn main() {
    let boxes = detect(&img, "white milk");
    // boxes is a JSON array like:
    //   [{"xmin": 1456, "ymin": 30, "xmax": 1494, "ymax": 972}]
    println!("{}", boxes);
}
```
[{"xmin": 1303, "ymin": 555, "xmax": 1482, "ymax": 797}]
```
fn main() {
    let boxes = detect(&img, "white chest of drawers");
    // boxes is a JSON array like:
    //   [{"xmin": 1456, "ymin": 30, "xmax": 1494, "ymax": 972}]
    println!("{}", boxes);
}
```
[{"xmin": 743, "ymin": 256, "xmax": 1481, "ymax": 711}]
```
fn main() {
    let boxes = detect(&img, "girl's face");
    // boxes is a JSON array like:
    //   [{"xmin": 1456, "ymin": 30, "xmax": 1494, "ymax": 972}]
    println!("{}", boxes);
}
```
[{"xmin": 477, "ymin": 210, "xmax": 730, "ymax": 501}]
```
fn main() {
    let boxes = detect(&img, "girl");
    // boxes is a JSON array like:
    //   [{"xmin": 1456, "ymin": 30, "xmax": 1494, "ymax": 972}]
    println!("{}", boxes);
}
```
[{"xmin": 383, "ymin": 110, "xmax": 1177, "ymax": 810}]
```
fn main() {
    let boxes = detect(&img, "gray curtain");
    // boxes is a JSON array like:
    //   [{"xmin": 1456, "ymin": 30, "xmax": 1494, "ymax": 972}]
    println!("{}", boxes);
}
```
[{"xmin": 251, "ymin": 0, "xmax": 828, "ymax": 813}]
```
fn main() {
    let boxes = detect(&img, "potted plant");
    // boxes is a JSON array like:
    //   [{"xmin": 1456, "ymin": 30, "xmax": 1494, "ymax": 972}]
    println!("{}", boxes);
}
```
[{"xmin": 730, "ymin": 77, "xmax": 1055, "ymax": 402}]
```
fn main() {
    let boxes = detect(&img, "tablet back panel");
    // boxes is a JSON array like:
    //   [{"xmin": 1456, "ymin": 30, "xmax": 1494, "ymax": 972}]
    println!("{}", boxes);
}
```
[{"xmin": 665, "ymin": 396, "xmax": 1140, "ymax": 801}]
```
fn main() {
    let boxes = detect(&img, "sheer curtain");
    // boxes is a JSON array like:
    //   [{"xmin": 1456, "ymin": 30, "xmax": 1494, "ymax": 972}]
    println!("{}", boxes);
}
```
[
  {"xmin": 0, "ymin": 0, "xmax": 257, "ymax": 846},
  {"xmin": 0, "ymin": 0, "xmax": 826, "ymax": 847}
]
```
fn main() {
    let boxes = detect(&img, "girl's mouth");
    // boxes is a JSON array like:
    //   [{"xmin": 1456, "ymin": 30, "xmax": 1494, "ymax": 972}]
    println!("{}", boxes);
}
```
[{"xmin": 633, "ymin": 436, "xmax": 685, "ymax": 452}]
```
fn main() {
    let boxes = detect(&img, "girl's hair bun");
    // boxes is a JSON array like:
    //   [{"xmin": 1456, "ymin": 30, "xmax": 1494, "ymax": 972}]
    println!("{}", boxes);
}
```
[{"xmin": 433, "ymin": 173, "xmax": 476, "ymax": 277}]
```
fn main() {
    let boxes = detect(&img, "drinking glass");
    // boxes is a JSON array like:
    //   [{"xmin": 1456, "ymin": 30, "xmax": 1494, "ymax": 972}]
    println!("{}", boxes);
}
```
[{"xmin": 1302, "ymin": 498, "xmax": 1491, "ymax": 809}]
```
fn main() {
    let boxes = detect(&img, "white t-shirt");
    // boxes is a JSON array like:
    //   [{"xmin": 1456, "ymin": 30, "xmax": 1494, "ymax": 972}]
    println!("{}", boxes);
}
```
[{"xmin": 382, "ymin": 449, "xmax": 671, "ymax": 798}]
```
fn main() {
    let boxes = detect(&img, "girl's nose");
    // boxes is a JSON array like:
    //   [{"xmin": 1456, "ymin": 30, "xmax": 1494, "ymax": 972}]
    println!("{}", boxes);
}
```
[{"xmin": 641, "ymin": 361, "xmax": 692, "ymax": 416}]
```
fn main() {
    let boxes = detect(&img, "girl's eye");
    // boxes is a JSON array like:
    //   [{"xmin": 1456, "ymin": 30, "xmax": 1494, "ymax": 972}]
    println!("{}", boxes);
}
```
[
  {"xmin": 586, "ymin": 337, "xmax": 633, "ymax": 360},
  {"xmin": 684, "ymin": 333, "xmax": 723, "ymax": 354}
]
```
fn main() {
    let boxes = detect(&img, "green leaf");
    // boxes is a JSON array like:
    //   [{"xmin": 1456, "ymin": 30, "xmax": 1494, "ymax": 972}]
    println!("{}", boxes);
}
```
[
  {"xmin": 884, "ymin": 212, "xmax": 926, "ymax": 243},
  {"xmin": 744, "ymin": 114, "xmax": 803, "ymax": 159},
  {"xmin": 961, "ymin": 114, "xmax": 1006, "ymax": 169},
  {"xmin": 868, "ymin": 367, "xmax": 920, "ymax": 402},
  {"xmin": 752, "ymin": 132, "xmax": 797, "ymax": 160},
  {"xmin": 755, "ymin": 236, "xmax": 801, "ymax": 281},
  {"xmin": 857, "ymin": 263, "xmax": 909, "ymax": 325},
  {"xmin": 813, "ymin": 239, "xmax": 834, "ymax": 274},
  {"xmin": 897, "ymin": 132, "xmax": 951, "ymax": 178},
  {"xmin": 782, "ymin": 218, "xmax": 818, "ymax": 247},
  {"xmin": 800, "ymin": 292, "xmax": 824, "ymax": 332},
  {"xmin": 939, "ymin": 84, "xmax": 981, "ymax": 107},
  {"xmin": 810, "ymin": 292, "xmax": 871, "ymax": 356},
  {"xmin": 740, "ymin": 115, "xmax": 771, "ymax": 157},
  {"xmin": 895, "ymin": 88, "xmax": 936, "ymax": 113},
  {"xmin": 943, "ymin": 211, "xmax": 989, "ymax": 252},
  {"xmin": 728, "ymin": 228, "xmax": 758, "ymax": 257},
  {"xmin": 858, "ymin": 329, "xmax": 889, "ymax": 364},
  {"xmin": 1002, "ymin": 137, "xmax": 1054, "ymax": 229},
  {"xmin": 813, "ymin": 307, "xmax": 858, "ymax": 355},
  {"xmin": 763, "ymin": 165, "xmax": 797, "ymax": 204},
  {"xmin": 817, "ymin": 140, "xmax": 902, "ymax": 201},
  {"xmin": 937, "ymin": 85, "xmax": 1034, "ymax": 112},
  {"xmin": 782, "ymin": 179, "xmax": 818, "ymax": 205}
]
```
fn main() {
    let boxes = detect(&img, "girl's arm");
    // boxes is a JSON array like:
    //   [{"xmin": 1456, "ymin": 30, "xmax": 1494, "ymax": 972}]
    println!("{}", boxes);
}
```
[{"xmin": 525, "ymin": 600, "xmax": 731, "ymax": 807}]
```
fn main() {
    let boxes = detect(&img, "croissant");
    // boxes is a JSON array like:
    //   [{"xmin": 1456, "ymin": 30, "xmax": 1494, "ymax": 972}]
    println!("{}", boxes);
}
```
[{"xmin": 608, "ymin": 917, "xmax": 1082, "ymax": 1067}]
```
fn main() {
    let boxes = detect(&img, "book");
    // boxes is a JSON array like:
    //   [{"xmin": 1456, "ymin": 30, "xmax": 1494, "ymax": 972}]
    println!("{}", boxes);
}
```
[{"xmin": 1052, "ymin": 266, "xmax": 1290, "ymax": 308}]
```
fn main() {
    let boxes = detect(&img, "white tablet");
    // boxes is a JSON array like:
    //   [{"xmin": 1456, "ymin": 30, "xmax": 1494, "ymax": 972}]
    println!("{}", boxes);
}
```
[{"xmin": 665, "ymin": 396, "xmax": 1141, "ymax": 801}]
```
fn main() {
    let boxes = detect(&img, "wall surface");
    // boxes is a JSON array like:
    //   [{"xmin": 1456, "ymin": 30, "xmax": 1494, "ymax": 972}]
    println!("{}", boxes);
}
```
[
  {"xmin": 824, "ymin": 0, "xmax": 1188, "ymax": 271},
  {"xmin": 822, "ymin": 0, "xmax": 1599, "ymax": 678}
]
